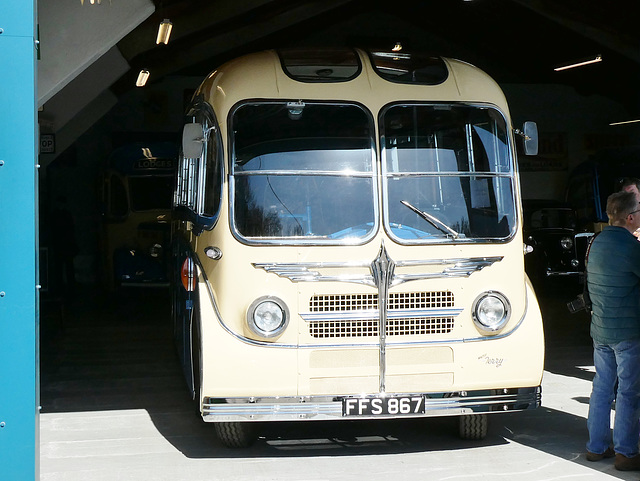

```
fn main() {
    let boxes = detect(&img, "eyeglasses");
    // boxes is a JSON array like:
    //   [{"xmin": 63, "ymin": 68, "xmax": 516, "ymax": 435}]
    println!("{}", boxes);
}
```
[{"xmin": 629, "ymin": 209, "xmax": 640, "ymax": 216}]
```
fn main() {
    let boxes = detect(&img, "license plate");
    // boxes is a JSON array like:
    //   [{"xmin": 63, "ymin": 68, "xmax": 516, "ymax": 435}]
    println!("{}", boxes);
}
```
[{"xmin": 342, "ymin": 395, "xmax": 425, "ymax": 416}]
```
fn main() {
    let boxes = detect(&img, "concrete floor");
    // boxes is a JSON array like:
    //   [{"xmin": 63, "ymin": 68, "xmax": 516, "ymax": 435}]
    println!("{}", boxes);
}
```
[{"xmin": 38, "ymin": 283, "xmax": 638, "ymax": 481}]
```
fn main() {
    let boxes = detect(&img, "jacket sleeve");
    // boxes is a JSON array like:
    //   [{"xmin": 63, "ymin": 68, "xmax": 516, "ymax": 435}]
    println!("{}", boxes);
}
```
[{"xmin": 631, "ymin": 241, "xmax": 640, "ymax": 279}]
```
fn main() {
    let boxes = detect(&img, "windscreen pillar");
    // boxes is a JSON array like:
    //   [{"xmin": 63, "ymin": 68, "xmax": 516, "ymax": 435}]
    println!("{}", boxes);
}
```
[{"xmin": 0, "ymin": 1, "xmax": 39, "ymax": 479}]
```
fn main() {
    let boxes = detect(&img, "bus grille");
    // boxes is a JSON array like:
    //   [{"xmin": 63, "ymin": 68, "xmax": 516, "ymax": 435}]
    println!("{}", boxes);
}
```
[
  {"xmin": 308, "ymin": 292, "xmax": 455, "ymax": 338},
  {"xmin": 309, "ymin": 317, "xmax": 455, "ymax": 338},
  {"xmin": 309, "ymin": 291, "xmax": 454, "ymax": 312}
]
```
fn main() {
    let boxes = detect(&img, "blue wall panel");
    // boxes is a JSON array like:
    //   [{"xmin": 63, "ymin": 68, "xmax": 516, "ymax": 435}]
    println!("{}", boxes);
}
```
[
  {"xmin": 0, "ymin": 2, "xmax": 35, "ymax": 36},
  {"xmin": 0, "ymin": 1, "xmax": 39, "ymax": 479}
]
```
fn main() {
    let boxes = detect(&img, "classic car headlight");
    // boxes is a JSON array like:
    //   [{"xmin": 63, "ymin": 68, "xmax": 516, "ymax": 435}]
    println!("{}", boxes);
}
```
[
  {"xmin": 149, "ymin": 243, "xmax": 163, "ymax": 258},
  {"xmin": 472, "ymin": 291, "xmax": 511, "ymax": 334},
  {"xmin": 560, "ymin": 237, "xmax": 573, "ymax": 250},
  {"xmin": 247, "ymin": 296, "xmax": 289, "ymax": 338}
]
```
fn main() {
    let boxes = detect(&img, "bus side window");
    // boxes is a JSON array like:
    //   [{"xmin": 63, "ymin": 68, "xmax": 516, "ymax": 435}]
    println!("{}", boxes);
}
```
[
  {"xmin": 203, "ymin": 119, "xmax": 222, "ymax": 218},
  {"xmin": 176, "ymin": 103, "xmax": 223, "ymax": 232}
]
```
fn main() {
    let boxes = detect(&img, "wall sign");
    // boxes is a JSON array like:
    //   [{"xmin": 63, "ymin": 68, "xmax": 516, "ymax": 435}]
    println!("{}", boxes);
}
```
[{"xmin": 40, "ymin": 133, "xmax": 55, "ymax": 154}]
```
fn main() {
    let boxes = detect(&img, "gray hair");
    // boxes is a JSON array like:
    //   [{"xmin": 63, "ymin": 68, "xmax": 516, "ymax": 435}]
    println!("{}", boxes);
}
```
[{"xmin": 607, "ymin": 190, "xmax": 638, "ymax": 225}]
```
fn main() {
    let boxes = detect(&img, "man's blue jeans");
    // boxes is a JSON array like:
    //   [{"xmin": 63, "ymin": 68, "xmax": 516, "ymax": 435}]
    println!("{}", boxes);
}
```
[{"xmin": 587, "ymin": 339, "xmax": 640, "ymax": 457}]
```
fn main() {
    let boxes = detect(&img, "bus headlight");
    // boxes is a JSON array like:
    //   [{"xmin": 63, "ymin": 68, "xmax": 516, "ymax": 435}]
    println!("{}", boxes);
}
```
[
  {"xmin": 472, "ymin": 291, "xmax": 511, "ymax": 334},
  {"xmin": 246, "ymin": 296, "xmax": 289, "ymax": 338}
]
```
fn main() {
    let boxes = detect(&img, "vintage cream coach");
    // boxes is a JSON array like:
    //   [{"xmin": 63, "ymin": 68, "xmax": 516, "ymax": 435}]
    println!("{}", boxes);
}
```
[{"xmin": 171, "ymin": 48, "xmax": 544, "ymax": 448}]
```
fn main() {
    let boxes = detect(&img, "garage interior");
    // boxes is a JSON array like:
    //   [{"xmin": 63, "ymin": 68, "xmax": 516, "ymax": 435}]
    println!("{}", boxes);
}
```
[
  {"xmin": 38, "ymin": 0, "xmax": 640, "ymax": 286},
  {"xmin": 38, "ymin": 0, "xmax": 640, "ymax": 287},
  {"xmin": 36, "ymin": 0, "xmax": 640, "ymax": 474}
]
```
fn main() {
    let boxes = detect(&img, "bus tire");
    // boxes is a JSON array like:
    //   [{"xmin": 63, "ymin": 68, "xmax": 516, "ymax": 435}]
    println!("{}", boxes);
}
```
[
  {"xmin": 214, "ymin": 422, "xmax": 257, "ymax": 448},
  {"xmin": 458, "ymin": 414, "xmax": 488, "ymax": 440}
]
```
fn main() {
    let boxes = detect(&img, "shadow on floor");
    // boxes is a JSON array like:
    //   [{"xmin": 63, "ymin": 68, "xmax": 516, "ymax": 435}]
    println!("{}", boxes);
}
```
[{"xmin": 40, "ymin": 282, "xmax": 639, "ymax": 481}]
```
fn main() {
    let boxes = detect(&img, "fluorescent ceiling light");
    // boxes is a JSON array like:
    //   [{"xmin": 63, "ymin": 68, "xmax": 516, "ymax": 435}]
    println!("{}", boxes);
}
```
[
  {"xmin": 136, "ymin": 70, "xmax": 150, "ymax": 87},
  {"xmin": 156, "ymin": 19, "xmax": 173, "ymax": 45},
  {"xmin": 609, "ymin": 119, "xmax": 640, "ymax": 126},
  {"xmin": 554, "ymin": 55, "xmax": 602, "ymax": 72}
]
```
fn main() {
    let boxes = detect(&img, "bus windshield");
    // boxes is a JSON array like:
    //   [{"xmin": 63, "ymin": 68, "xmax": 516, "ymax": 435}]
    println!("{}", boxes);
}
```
[
  {"xmin": 382, "ymin": 104, "xmax": 516, "ymax": 242},
  {"xmin": 230, "ymin": 101, "xmax": 516, "ymax": 244},
  {"xmin": 231, "ymin": 102, "xmax": 377, "ymax": 243}
]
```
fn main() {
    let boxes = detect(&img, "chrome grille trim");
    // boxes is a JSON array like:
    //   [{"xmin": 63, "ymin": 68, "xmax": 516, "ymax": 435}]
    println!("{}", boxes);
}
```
[
  {"xmin": 301, "ymin": 308, "xmax": 462, "ymax": 322},
  {"xmin": 253, "ymin": 256, "xmax": 502, "ymax": 287}
]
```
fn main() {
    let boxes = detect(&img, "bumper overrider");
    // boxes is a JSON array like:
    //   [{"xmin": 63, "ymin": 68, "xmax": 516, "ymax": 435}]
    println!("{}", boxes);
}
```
[{"xmin": 203, "ymin": 386, "xmax": 541, "ymax": 422}]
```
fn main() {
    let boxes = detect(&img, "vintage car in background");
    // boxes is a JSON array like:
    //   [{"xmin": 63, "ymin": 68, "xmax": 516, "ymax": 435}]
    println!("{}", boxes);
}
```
[
  {"xmin": 100, "ymin": 142, "xmax": 177, "ymax": 289},
  {"xmin": 523, "ymin": 199, "xmax": 590, "ymax": 288}
]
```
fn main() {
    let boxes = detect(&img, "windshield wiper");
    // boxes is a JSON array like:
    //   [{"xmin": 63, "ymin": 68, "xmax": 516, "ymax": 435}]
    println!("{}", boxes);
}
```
[{"xmin": 400, "ymin": 200, "xmax": 460, "ymax": 239}]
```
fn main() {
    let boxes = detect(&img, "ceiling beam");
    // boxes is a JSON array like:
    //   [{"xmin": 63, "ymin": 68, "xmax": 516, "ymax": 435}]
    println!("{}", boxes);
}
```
[
  {"xmin": 114, "ymin": 0, "xmax": 356, "ymax": 91},
  {"xmin": 118, "ymin": 0, "xmax": 283, "ymax": 61},
  {"xmin": 507, "ymin": 0, "xmax": 640, "ymax": 64}
]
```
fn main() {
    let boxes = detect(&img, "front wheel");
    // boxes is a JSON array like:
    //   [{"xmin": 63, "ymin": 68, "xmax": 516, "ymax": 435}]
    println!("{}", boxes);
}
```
[
  {"xmin": 215, "ymin": 422, "xmax": 258, "ymax": 448},
  {"xmin": 458, "ymin": 414, "xmax": 488, "ymax": 440}
]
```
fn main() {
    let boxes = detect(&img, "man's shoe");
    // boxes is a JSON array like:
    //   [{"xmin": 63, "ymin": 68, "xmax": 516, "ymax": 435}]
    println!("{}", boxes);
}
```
[
  {"xmin": 615, "ymin": 453, "xmax": 640, "ymax": 471},
  {"xmin": 586, "ymin": 447, "xmax": 615, "ymax": 462}
]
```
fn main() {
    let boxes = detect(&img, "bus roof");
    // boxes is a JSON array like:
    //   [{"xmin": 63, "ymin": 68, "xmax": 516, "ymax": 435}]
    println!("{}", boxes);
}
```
[{"xmin": 193, "ymin": 48, "xmax": 510, "ymax": 119}]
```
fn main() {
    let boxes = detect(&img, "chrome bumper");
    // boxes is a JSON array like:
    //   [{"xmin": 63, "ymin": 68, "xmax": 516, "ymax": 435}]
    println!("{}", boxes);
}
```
[
  {"xmin": 545, "ymin": 271, "xmax": 580, "ymax": 277},
  {"xmin": 202, "ymin": 386, "xmax": 541, "ymax": 422}
]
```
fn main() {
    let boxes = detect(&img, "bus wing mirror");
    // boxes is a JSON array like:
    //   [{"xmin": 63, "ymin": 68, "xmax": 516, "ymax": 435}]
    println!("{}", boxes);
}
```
[
  {"xmin": 182, "ymin": 123, "xmax": 204, "ymax": 159},
  {"xmin": 522, "ymin": 121, "xmax": 538, "ymax": 156}
]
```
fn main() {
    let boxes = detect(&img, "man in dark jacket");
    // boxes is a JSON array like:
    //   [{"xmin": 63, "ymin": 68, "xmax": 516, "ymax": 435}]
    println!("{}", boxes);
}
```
[
  {"xmin": 586, "ymin": 190, "xmax": 640, "ymax": 470},
  {"xmin": 619, "ymin": 177, "xmax": 640, "ymax": 239}
]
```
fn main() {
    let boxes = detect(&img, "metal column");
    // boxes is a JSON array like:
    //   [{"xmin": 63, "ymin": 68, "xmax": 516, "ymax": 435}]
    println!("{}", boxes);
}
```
[{"xmin": 0, "ymin": 1, "xmax": 39, "ymax": 479}]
